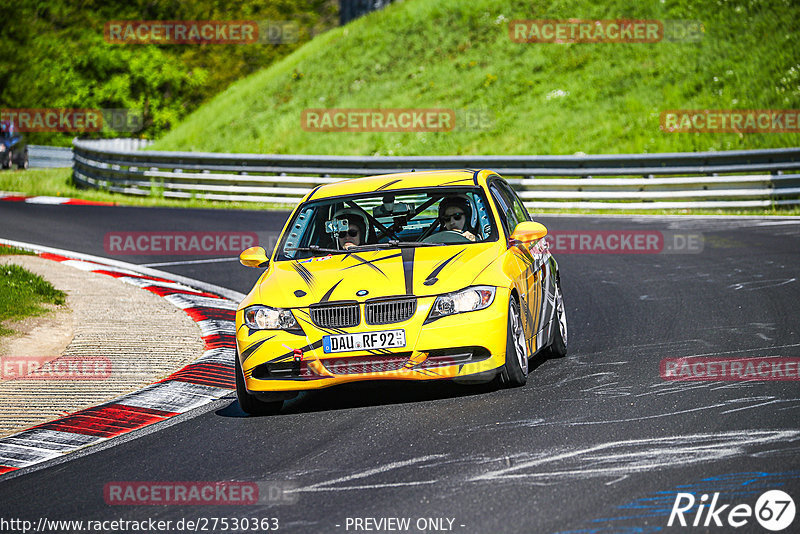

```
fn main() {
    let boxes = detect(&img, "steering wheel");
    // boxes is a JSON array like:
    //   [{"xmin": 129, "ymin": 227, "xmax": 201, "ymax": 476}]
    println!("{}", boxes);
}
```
[{"xmin": 421, "ymin": 230, "xmax": 472, "ymax": 244}]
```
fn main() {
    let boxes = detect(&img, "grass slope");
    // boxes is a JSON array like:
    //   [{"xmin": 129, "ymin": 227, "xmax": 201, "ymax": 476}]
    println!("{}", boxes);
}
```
[
  {"xmin": 0, "ymin": 263, "xmax": 66, "ymax": 338},
  {"xmin": 153, "ymin": 0, "xmax": 800, "ymax": 156}
]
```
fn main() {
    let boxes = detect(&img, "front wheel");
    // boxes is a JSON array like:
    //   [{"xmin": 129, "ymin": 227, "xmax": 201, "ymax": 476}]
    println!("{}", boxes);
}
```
[
  {"xmin": 500, "ymin": 296, "xmax": 528, "ymax": 387},
  {"xmin": 235, "ymin": 354, "xmax": 283, "ymax": 415}
]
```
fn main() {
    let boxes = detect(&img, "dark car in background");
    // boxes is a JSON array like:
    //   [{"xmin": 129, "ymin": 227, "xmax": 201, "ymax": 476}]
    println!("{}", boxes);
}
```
[{"xmin": 0, "ymin": 120, "xmax": 28, "ymax": 170}]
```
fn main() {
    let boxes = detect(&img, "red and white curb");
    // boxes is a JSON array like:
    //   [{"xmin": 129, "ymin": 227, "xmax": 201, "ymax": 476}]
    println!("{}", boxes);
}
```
[
  {"xmin": 0, "ymin": 192, "xmax": 114, "ymax": 206},
  {"xmin": 0, "ymin": 241, "xmax": 244, "ymax": 477}
]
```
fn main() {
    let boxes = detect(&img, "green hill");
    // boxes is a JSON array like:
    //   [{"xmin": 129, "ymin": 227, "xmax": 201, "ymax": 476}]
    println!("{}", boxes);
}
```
[
  {"xmin": 153, "ymin": 0, "xmax": 800, "ymax": 156},
  {"xmin": 1, "ymin": 0, "xmax": 337, "ymax": 146}
]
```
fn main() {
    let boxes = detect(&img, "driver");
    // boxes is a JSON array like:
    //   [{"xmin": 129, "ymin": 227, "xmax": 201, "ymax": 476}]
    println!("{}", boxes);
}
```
[
  {"xmin": 438, "ymin": 195, "xmax": 476, "ymax": 242},
  {"xmin": 332, "ymin": 208, "xmax": 368, "ymax": 249}
]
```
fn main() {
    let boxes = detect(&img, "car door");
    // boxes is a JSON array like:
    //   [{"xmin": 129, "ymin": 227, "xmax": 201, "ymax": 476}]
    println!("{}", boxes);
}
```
[
  {"xmin": 488, "ymin": 178, "xmax": 542, "ymax": 353},
  {"xmin": 499, "ymin": 180, "xmax": 555, "ymax": 350}
]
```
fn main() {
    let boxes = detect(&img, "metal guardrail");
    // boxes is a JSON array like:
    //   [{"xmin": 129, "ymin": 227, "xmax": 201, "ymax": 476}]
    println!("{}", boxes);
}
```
[
  {"xmin": 29, "ymin": 145, "xmax": 74, "ymax": 168},
  {"xmin": 72, "ymin": 139, "xmax": 800, "ymax": 209}
]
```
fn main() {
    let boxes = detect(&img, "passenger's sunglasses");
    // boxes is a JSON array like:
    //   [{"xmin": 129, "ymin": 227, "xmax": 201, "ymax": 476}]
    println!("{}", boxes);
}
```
[
  {"xmin": 440, "ymin": 212, "xmax": 465, "ymax": 223},
  {"xmin": 338, "ymin": 229, "xmax": 360, "ymax": 238}
]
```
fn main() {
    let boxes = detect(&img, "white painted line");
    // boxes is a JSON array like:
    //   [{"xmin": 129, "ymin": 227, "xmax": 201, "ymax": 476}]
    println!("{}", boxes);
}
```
[
  {"xmin": 116, "ymin": 277, "xmax": 198, "ymax": 292},
  {"xmin": 141, "ymin": 257, "xmax": 239, "ymax": 268},
  {"xmin": 194, "ymin": 348, "xmax": 234, "ymax": 365},
  {"xmin": 673, "ymin": 342, "xmax": 800, "ymax": 359},
  {"xmin": 164, "ymin": 293, "xmax": 239, "ymax": 311},
  {"xmin": 195, "ymin": 319, "xmax": 236, "ymax": 337},
  {"xmin": 117, "ymin": 381, "xmax": 232, "ymax": 414},
  {"xmin": 756, "ymin": 220, "xmax": 800, "ymax": 226},
  {"xmin": 24, "ymin": 196, "xmax": 69, "ymax": 205},
  {"xmin": 60, "ymin": 259, "xmax": 140, "ymax": 275},
  {"xmin": 469, "ymin": 430, "xmax": 800, "ymax": 482},
  {"xmin": 0, "ymin": 429, "xmax": 103, "ymax": 451},
  {"xmin": 288, "ymin": 481, "xmax": 439, "ymax": 492},
  {"xmin": 288, "ymin": 454, "xmax": 447, "ymax": 493}
]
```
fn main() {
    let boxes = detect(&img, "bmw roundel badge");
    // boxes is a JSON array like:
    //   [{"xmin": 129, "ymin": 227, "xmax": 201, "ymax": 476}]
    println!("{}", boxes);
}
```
[{"xmin": 356, "ymin": 290, "xmax": 369, "ymax": 296}]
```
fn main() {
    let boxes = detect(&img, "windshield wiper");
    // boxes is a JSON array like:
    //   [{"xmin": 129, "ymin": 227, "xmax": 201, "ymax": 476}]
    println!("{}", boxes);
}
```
[
  {"xmin": 285, "ymin": 246, "xmax": 343, "ymax": 254},
  {"xmin": 387, "ymin": 240, "xmax": 444, "ymax": 248},
  {"xmin": 342, "ymin": 241, "xmax": 444, "ymax": 251},
  {"xmin": 287, "ymin": 242, "xmax": 443, "ymax": 256}
]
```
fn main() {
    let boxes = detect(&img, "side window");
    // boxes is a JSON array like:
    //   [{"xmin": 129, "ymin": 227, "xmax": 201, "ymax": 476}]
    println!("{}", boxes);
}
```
[
  {"xmin": 498, "ymin": 181, "xmax": 530, "ymax": 224},
  {"xmin": 489, "ymin": 183, "xmax": 518, "ymax": 235}
]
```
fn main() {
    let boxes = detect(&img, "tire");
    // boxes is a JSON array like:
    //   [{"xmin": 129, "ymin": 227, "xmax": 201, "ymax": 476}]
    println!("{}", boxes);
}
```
[
  {"xmin": 543, "ymin": 278, "xmax": 568, "ymax": 358},
  {"xmin": 500, "ymin": 296, "xmax": 528, "ymax": 387},
  {"xmin": 235, "ymin": 353, "xmax": 283, "ymax": 415},
  {"xmin": 20, "ymin": 151, "xmax": 29, "ymax": 170}
]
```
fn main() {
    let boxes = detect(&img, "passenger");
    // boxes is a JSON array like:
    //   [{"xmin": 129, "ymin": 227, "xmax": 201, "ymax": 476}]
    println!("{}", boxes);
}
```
[{"xmin": 438, "ymin": 196, "xmax": 477, "ymax": 242}]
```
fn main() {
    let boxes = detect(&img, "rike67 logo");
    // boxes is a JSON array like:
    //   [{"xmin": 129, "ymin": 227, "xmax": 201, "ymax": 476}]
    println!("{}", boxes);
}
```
[{"xmin": 668, "ymin": 490, "xmax": 795, "ymax": 531}]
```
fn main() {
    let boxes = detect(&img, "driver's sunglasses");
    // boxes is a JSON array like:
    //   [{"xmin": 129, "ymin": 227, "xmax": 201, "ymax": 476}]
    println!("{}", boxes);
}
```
[
  {"xmin": 338, "ymin": 229, "xmax": 360, "ymax": 238},
  {"xmin": 440, "ymin": 212, "xmax": 465, "ymax": 223}
]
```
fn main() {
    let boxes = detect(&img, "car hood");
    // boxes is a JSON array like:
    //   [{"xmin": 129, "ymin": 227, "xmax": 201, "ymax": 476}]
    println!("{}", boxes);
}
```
[{"xmin": 256, "ymin": 243, "xmax": 503, "ymax": 307}]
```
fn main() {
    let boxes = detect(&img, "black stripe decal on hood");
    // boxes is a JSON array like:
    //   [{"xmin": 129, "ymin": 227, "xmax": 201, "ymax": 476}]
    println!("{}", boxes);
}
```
[
  {"xmin": 320, "ymin": 279, "xmax": 343, "ymax": 302},
  {"xmin": 424, "ymin": 249, "xmax": 465, "ymax": 286},
  {"xmin": 343, "ymin": 252, "xmax": 401, "ymax": 277},
  {"xmin": 401, "ymin": 248, "xmax": 415, "ymax": 295},
  {"xmin": 292, "ymin": 261, "xmax": 315, "ymax": 287}
]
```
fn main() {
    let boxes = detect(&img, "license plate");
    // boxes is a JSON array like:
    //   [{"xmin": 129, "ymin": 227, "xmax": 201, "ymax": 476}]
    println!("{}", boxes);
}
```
[{"xmin": 322, "ymin": 330, "xmax": 406, "ymax": 354}]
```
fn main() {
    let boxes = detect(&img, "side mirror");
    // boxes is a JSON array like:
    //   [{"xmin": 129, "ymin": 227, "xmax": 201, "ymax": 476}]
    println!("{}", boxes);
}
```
[
  {"xmin": 509, "ymin": 221, "xmax": 548, "ymax": 247},
  {"xmin": 239, "ymin": 246, "xmax": 269, "ymax": 268}
]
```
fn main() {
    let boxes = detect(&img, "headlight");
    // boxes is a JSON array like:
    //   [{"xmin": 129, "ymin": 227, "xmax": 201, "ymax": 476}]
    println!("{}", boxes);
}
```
[
  {"xmin": 427, "ymin": 286, "xmax": 496, "ymax": 321},
  {"xmin": 244, "ymin": 305, "xmax": 298, "ymax": 330}
]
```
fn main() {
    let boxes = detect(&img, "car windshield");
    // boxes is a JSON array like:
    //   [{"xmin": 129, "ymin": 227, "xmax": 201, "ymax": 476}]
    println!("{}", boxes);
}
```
[{"xmin": 276, "ymin": 187, "xmax": 499, "ymax": 260}]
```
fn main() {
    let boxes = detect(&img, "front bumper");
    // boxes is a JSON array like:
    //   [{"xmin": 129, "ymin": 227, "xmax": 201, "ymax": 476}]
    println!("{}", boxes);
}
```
[{"xmin": 235, "ymin": 291, "xmax": 510, "ymax": 392}]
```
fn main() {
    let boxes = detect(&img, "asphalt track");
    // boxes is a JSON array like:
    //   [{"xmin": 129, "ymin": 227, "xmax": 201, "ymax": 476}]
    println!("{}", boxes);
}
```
[{"xmin": 1, "ymin": 202, "xmax": 799, "ymax": 533}]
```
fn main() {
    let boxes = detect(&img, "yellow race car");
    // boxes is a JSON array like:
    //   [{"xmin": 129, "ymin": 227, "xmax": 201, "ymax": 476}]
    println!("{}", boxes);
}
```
[{"xmin": 235, "ymin": 169, "xmax": 567, "ymax": 414}]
